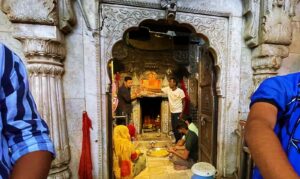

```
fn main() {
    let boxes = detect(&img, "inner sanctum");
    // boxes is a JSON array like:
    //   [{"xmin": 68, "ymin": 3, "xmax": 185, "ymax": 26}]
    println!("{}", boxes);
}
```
[{"xmin": 109, "ymin": 19, "xmax": 218, "ymax": 178}]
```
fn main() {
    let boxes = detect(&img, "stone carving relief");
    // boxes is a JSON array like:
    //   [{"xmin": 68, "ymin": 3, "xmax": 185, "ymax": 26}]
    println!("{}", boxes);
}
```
[
  {"xmin": 261, "ymin": 0, "xmax": 293, "ymax": 44},
  {"xmin": 22, "ymin": 39, "xmax": 65, "ymax": 59},
  {"xmin": 252, "ymin": 44, "xmax": 289, "ymax": 86},
  {"xmin": 243, "ymin": 0, "xmax": 299, "ymax": 88},
  {"xmin": 243, "ymin": 0, "xmax": 261, "ymax": 47},
  {"xmin": 101, "ymin": 0, "xmax": 231, "ymax": 17},
  {"xmin": 173, "ymin": 49, "xmax": 189, "ymax": 64},
  {"xmin": 101, "ymin": 4, "xmax": 165, "ymax": 59},
  {"xmin": 176, "ymin": 13, "xmax": 228, "ymax": 67},
  {"xmin": 0, "ymin": 0, "xmax": 58, "ymax": 25},
  {"xmin": 102, "ymin": 4, "xmax": 228, "ymax": 63},
  {"xmin": 58, "ymin": 0, "xmax": 77, "ymax": 33},
  {"xmin": 102, "ymin": 4, "xmax": 228, "ymax": 95}
]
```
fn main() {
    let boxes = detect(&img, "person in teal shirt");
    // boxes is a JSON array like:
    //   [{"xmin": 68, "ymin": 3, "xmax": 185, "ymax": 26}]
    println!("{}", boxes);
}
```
[{"xmin": 176, "ymin": 116, "xmax": 198, "ymax": 146}]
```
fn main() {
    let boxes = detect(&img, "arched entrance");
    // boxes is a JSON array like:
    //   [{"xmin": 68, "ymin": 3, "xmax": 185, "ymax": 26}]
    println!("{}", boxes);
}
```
[
  {"xmin": 100, "ymin": 3, "xmax": 240, "ymax": 178},
  {"xmin": 107, "ymin": 16, "xmax": 219, "ymax": 177}
]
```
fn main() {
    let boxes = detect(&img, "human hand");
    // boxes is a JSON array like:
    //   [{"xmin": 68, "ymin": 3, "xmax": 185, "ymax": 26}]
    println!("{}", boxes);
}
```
[{"xmin": 168, "ymin": 147, "xmax": 176, "ymax": 153}]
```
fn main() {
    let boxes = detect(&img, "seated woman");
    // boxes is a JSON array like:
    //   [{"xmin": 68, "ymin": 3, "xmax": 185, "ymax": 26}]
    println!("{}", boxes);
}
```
[{"xmin": 113, "ymin": 125, "xmax": 146, "ymax": 178}]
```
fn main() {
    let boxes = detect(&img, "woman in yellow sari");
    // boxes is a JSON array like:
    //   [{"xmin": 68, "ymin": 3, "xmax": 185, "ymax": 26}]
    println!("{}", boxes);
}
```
[{"xmin": 113, "ymin": 125, "xmax": 146, "ymax": 178}]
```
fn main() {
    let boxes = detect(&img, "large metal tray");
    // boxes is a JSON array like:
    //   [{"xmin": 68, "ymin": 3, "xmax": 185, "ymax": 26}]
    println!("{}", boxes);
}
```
[{"xmin": 146, "ymin": 147, "xmax": 169, "ymax": 157}]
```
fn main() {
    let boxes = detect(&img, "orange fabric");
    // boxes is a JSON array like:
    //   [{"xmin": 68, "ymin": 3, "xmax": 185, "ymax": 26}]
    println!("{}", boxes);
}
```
[
  {"xmin": 127, "ymin": 124, "xmax": 136, "ymax": 138},
  {"xmin": 180, "ymin": 79, "xmax": 190, "ymax": 115},
  {"xmin": 130, "ymin": 152, "xmax": 138, "ymax": 161},
  {"xmin": 78, "ymin": 112, "xmax": 93, "ymax": 179},
  {"xmin": 120, "ymin": 160, "xmax": 131, "ymax": 177}
]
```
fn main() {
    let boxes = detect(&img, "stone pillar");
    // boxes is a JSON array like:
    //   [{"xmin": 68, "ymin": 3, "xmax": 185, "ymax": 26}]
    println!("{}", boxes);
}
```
[
  {"xmin": 243, "ymin": 0, "xmax": 296, "ymax": 87},
  {"xmin": 252, "ymin": 44, "xmax": 289, "ymax": 87},
  {"xmin": 1, "ymin": 1, "xmax": 76, "ymax": 177},
  {"xmin": 161, "ymin": 99, "xmax": 170, "ymax": 133},
  {"xmin": 13, "ymin": 24, "xmax": 71, "ymax": 179},
  {"xmin": 132, "ymin": 73, "xmax": 141, "ymax": 133},
  {"xmin": 132, "ymin": 101, "xmax": 141, "ymax": 133}
]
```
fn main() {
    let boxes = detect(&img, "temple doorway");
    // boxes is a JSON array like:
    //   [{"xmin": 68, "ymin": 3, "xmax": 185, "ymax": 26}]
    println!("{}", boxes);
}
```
[{"xmin": 107, "ymin": 19, "xmax": 219, "ymax": 178}]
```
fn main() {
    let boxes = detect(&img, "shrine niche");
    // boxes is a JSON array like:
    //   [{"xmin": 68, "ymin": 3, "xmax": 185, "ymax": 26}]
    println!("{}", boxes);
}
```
[{"xmin": 140, "ymin": 71, "xmax": 162, "ymax": 93}]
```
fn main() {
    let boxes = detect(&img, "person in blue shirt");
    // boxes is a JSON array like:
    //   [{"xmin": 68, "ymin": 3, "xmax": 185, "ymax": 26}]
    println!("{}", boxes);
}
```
[
  {"xmin": 245, "ymin": 73, "xmax": 300, "ymax": 179},
  {"xmin": 0, "ymin": 43, "xmax": 55, "ymax": 178}
]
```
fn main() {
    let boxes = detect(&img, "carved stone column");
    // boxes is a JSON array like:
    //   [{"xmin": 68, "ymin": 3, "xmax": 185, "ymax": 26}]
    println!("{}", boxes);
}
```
[
  {"xmin": 132, "ymin": 101, "xmax": 141, "ymax": 133},
  {"xmin": 161, "ymin": 99, "xmax": 170, "ymax": 133},
  {"xmin": 13, "ymin": 25, "xmax": 71, "ymax": 179},
  {"xmin": 1, "ymin": 1, "xmax": 76, "ymax": 178},
  {"xmin": 243, "ymin": 0, "xmax": 296, "ymax": 87}
]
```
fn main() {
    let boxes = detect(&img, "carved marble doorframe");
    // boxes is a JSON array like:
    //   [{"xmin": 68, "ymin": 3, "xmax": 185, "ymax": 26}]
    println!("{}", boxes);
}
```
[{"xmin": 100, "ymin": 3, "xmax": 241, "ymax": 177}]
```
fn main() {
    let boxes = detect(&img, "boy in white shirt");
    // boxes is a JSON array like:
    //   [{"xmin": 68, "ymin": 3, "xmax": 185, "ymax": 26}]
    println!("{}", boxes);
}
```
[{"xmin": 161, "ymin": 77, "xmax": 186, "ymax": 142}]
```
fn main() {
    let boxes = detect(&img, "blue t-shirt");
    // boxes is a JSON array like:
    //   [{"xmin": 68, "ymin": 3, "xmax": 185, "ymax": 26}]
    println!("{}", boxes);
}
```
[{"xmin": 250, "ymin": 72, "xmax": 300, "ymax": 179}]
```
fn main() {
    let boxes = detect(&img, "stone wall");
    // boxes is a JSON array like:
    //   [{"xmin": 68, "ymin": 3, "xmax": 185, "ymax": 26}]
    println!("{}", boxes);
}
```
[
  {"xmin": 1, "ymin": 0, "xmax": 299, "ymax": 179},
  {"xmin": 0, "ymin": 1, "xmax": 101, "ymax": 178},
  {"xmin": 63, "ymin": 1, "xmax": 101, "ymax": 178},
  {"xmin": 0, "ymin": 11, "xmax": 23, "ymax": 59},
  {"xmin": 278, "ymin": 3, "xmax": 300, "ymax": 74}
]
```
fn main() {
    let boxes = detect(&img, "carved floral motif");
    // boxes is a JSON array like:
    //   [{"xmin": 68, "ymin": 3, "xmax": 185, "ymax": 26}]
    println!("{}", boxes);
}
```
[
  {"xmin": 102, "ymin": 4, "xmax": 164, "ymax": 59},
  {"xmin": 243, "ymin": 0, "xmax": 261, "ymax": 47},
  {"xmin": 22, "ymin": 39, "xmax": 66, "ymax": 59},
  {"xmin": 102, "ymin": 3, "xmax": 228, "ymax": 73},
  {"xmin": 0, "ymin": 0, "xmax": 58, "ymax": 25},
  {"xmin": 176, "ymin": 13, "xmax": 228, "ymax": 62}
]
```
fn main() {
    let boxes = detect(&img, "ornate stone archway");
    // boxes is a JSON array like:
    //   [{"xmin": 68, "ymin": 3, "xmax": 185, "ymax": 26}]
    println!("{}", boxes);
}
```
[{"xmin": 100, "ymin": 3, "xmax": 240, "ymax": 177}]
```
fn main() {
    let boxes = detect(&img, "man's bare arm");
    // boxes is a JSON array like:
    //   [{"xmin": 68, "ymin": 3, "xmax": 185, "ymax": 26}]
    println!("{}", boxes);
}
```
[
  {"xmin": 168, "ymin": 148, "xmax": 189, "ymax": 160},
  {"xmin": 11, "ymin": 151, "xmax": 53, "ymax": 179},
  {"xmin": 176, "ymin": 139, "xmax": 185, "ymax": 146},
  {"xmin": 245, "ymin": 102, "xmax": 299, "ymax": 179}
]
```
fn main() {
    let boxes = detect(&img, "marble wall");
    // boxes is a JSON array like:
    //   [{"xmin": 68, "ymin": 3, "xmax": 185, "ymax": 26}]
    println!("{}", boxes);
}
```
[
  {"xmin": 63, "ymin": 1, "xmax": 101, "ymax": 178},
  {"xmin": 0, "ymin": 1, "xmax": 101, "ymax": 178},
  {"xmin": 0, "ymin": 0, "xmax": 299, "ymax": 179}
]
